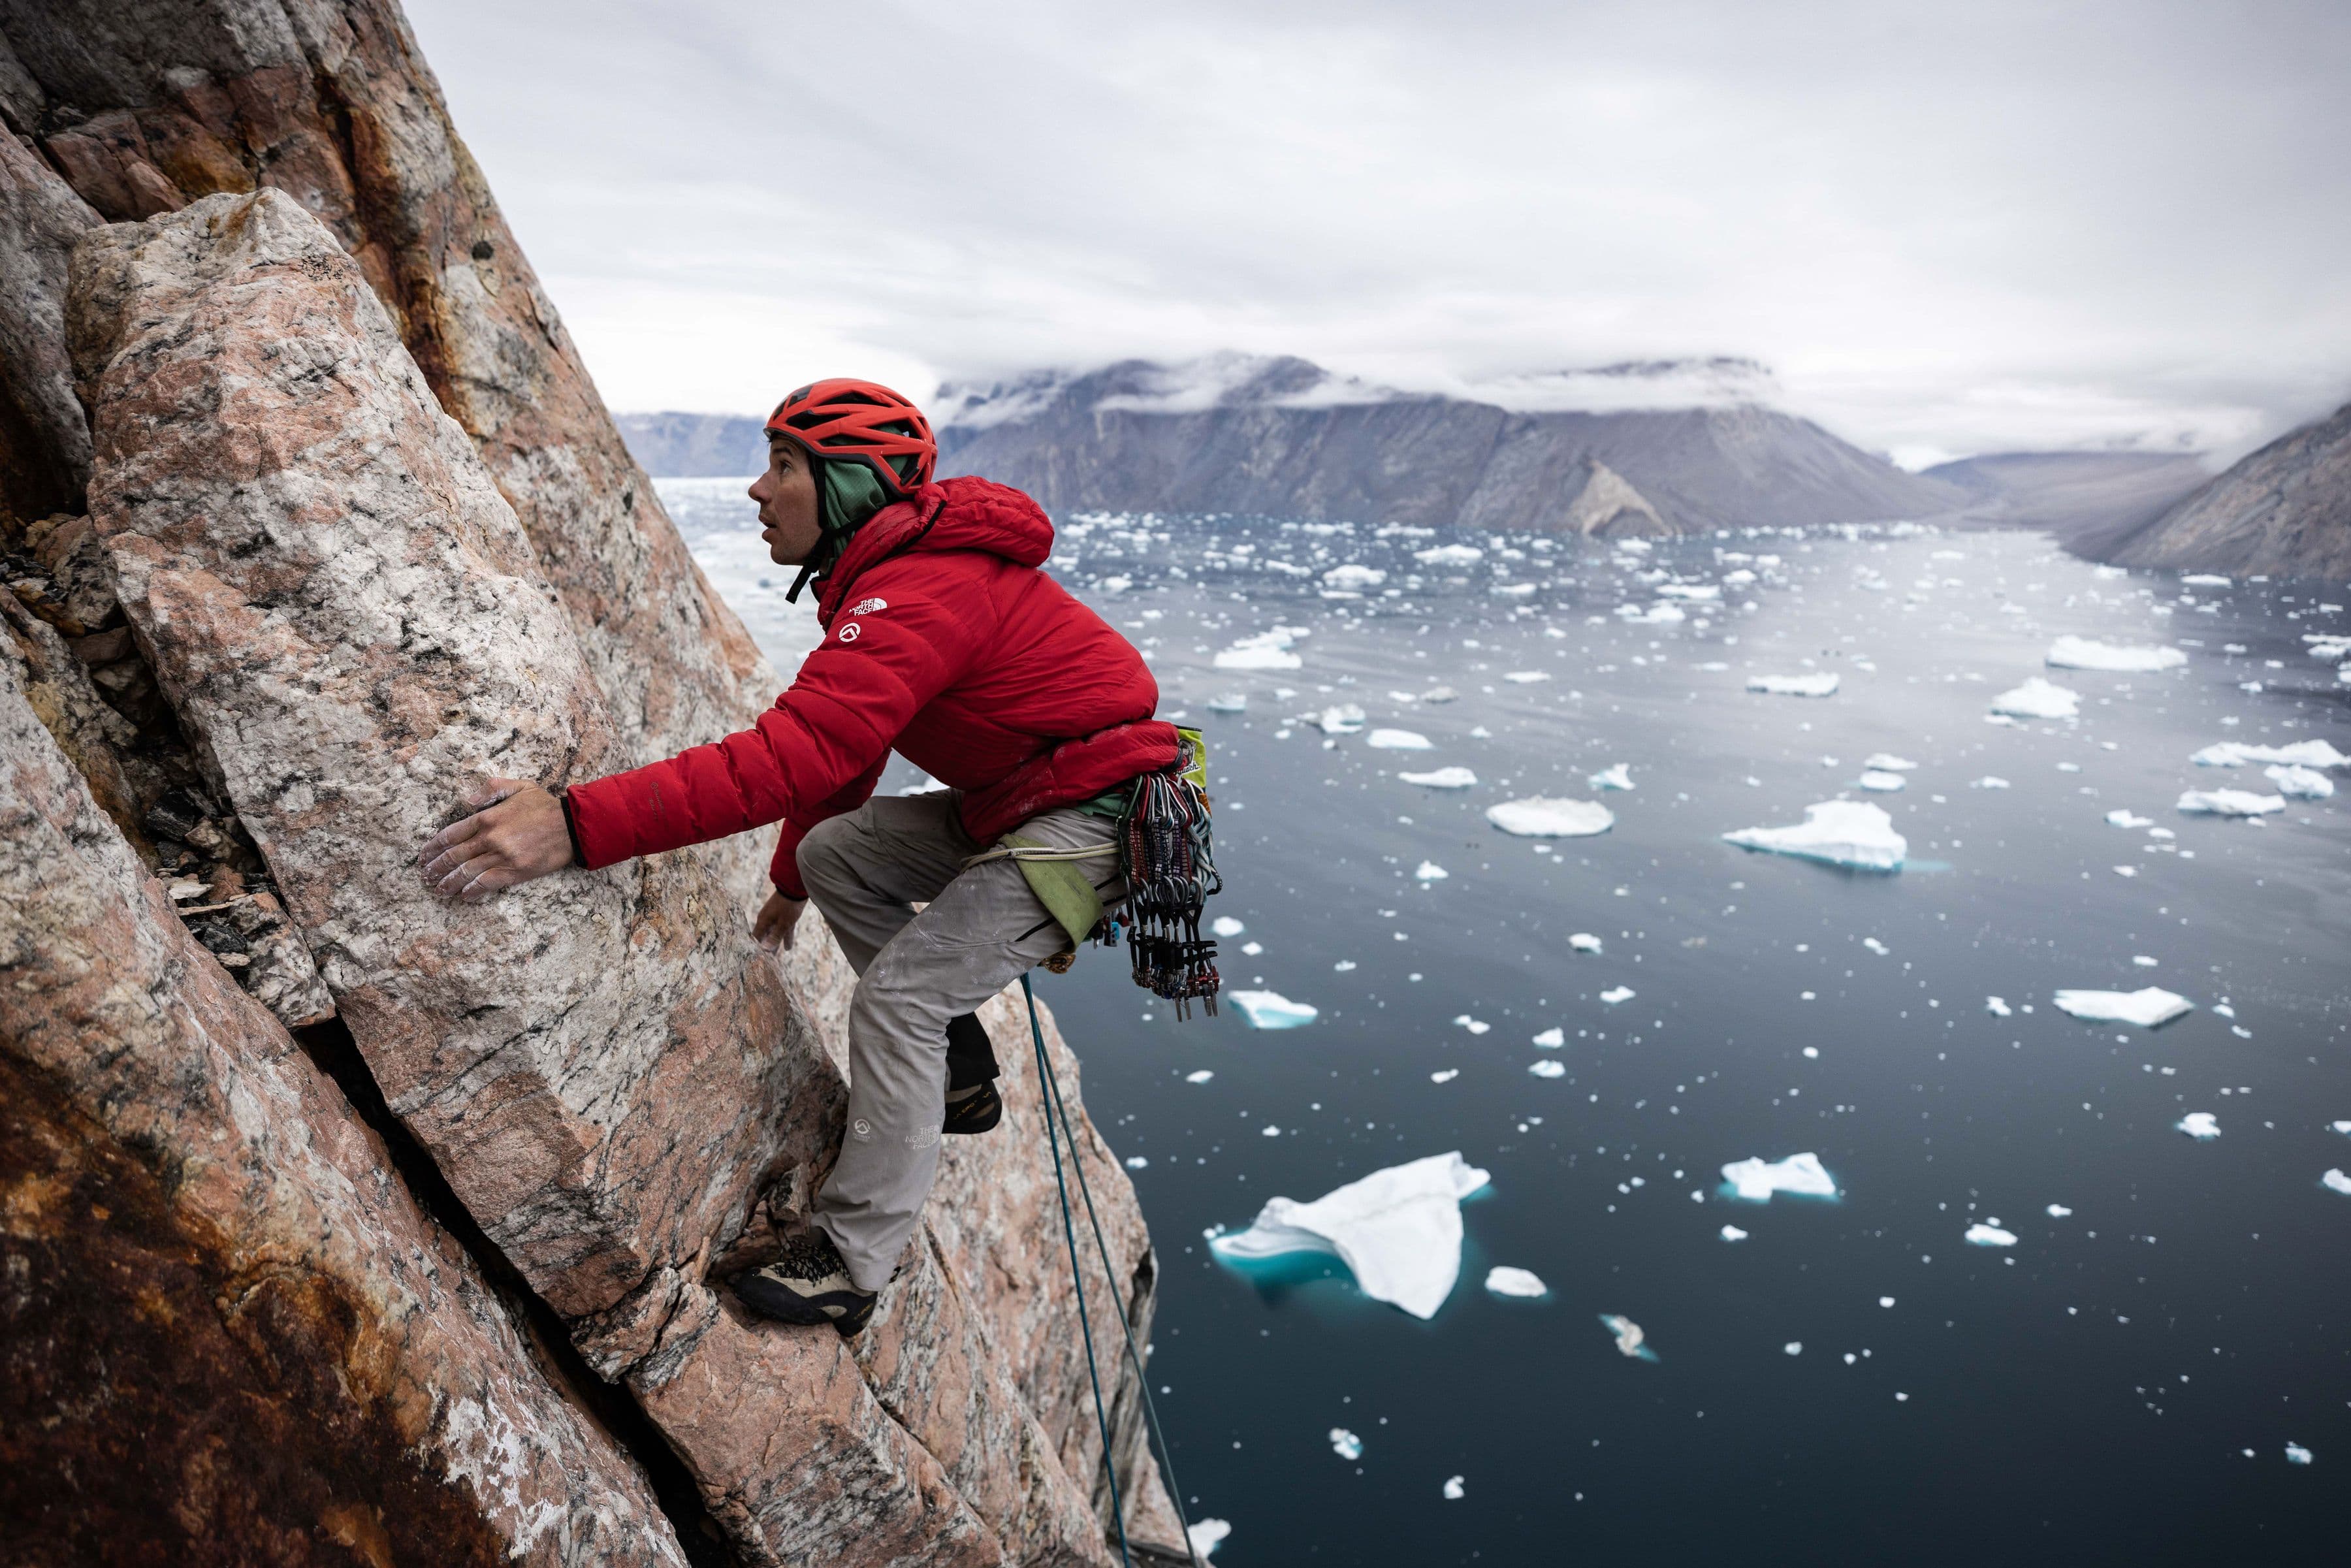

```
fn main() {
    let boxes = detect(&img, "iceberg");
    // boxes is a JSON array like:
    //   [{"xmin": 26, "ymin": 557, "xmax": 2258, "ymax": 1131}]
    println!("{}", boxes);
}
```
[
  {"xmin": 1589, "ymin": 763, "xmax": 1635, "ymax": 791},
  {"xmin": 1532, "ymin": 1027, "xmax": 1565, "ymax": 1048},
  {"xmin": 1864, "ymin": 753, "xmax": 1919, "ymax": 771},
  {"xmin": 1206, "ymin": 692, "xmax": 1249, "ymax": 714},
  {"xmin": 1227, "ymin": 990, "xmax": 1319, "ymax": 1029},
  {"xmin": 1964, "ymin": 1223, "xmax": 2017, "ymax": 1247},
  {"xmin": 2105, "ymin": 809, "xmax": 2153, "ymax": 829},
  {"xmin": 2321, "ymin": 1169, "xmax": 2351, "ymax": 1197},
  {"xmin": 1188, "ymin": 1519, "xmax": 1232, "ymax": 1559},
  {"xmin": 2045, "ymin": 636, "xmax": 2186, "ymax": 673},
  {"xmin": 1484, "ymin": 1266, "xmax": 1549, "ymax": 1298},
  {"xmin": 1857, "ymin": 770, "xmax": 1906, "ymax": 792},
  {"xmin": 1989, "ymin": 677, "xmax": 2079, "ymax": 718},
  {"xmin": 1185, "ymin": 1070, "xmax": 1215, "ymax": 1083},
  {"xmin": 2177, "ymin": 789, "xmax": 2285, "ymax": 816},
  {"xmin": 2052, "ymin": 987, "xmax": 2192, "ymax": 1027},
  {"xmin": 2177, "ymin": 1112, "xmax": 2220, "ymax": 1140},
  {"xmin": 1367, "ymin": 728, "xmax": 1433, "ymax": 750},
  {"xmin": 1722, "ymin": 800, "xmax": 1907, "ymax": 871},
  {"xmin": 1315, "ymin": 703, "xmax": 1367, "ymax": 735},
  {"xmin": 1442, "ymin": 1475, "xmax": 1466, "ymax": 1500},
  {"xmin": 2181, "ymin": 573, "xmax": 2232, "ymax": 587},
  {"xmin": 1420, "ymin": 685, "xmax": 1458, "ymax": 703},
  {"xmin": 1322, "ymin": 564, "xmax": 1386, "ymax": 591},
  {"xmin": 2190, "ymin": 739, "xmax": 2348, "ymax": 769},
  {"xmin": 2046, "ymin": 1204, "xmax": 2072, "ymax": 1217},
  {"xmin": 1215, "ymin": 628, "xmax": 1304, "ymax": 671},
  {"xmin": 1569, "ymin": 933, "xmax": 1603, "ymax": 953},
  {"xmin": 1209, "ymin": 1151, "xmax": 1493, "ymax": 1319},
  {"xmin": 1985, "ymin": 996, "xmax": 2013, "ymax": 1017},
  {"xmin": 2286, "ymin": 1443, "xmax": 2314, "ymax": 1465},
  {"xmin": 1974, "ymin": 776, "xmax": 2011, "ymax": 789},
  {"xmin": 1528, "ymin": 1059, "xmax": 1567, "ymax": 1079},
  {"xmin": 1486, "ymin": 797, "xmax": 1615, "ymax": 837},
  {"xmin": 1503, "ymin": 669, "xmax": 1551, "ymax": 683},
  {"xmin": 1451, "ymin": 1014, "xmax": 1489, "ymax": 1034},
  {"xmin": 1599, "ymin": 986, "xmax": 1635, "ymax": 1005},
  {"xmin": 1211, "ymin": 915, "xmax": 1246, "ymax": 937},
  {"xmin": 1721, "ymin": 1152, "xmax": 1837, "ymax": 1202},
  {"xmin": 1329, "ymin": 1428, "xmax": 1364, "ymax": 1460},
  {"xmin": 1415, "ymin": 860, "xmax": 1450, "ymax": 882},
  {"xmin": 1399, "ymin": 765, "xmax": 1477, "ymax": 788},
  {"xmin": 1720, "ymin": 1225, "xmax": 1749, "ymax": 1241},
  {"xmin": 2265, "ymin": 764, "xmax": 2334, "ymax": 799},
  {"xmin": 1414, "ymin": 544, "xmax": 1484, "ymax": 568},
  {"xmin": 1430, "ymin": 1068, "xmax": 1459, "ymax": 1083},
  {"xmin": 1599, "ymin": 1313, "xmax": 1658, "ymax": 1361},
  {"xmin": 1747, "ymin": 673, "xmax": 1840, "ymax": 697}
]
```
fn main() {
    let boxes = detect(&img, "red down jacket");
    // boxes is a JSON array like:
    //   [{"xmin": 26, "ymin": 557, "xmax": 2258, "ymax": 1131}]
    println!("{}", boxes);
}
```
[{"xmin": 564, "ymin": 476, "xmax": 1177, "ymax": 899}]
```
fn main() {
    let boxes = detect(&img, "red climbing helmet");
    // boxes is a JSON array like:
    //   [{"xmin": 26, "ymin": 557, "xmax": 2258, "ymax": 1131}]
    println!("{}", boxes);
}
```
[{"xmin": 764, "ymin": 379, "xmax": 936, "ymax": 496}]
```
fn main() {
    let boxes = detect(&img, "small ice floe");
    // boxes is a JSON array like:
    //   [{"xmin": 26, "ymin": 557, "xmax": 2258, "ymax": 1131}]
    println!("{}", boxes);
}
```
[
  {"xmin": 1964, "ymin": 1222, "xmax": 2017, "ymax": 1247},
  {"xmin": 1415, "ymin": 861, "xmax": 1450, "ymax": 882},
  {"xmin": 1989, "ymin": 677, "xmax": 2080, "ymax": 719},
  {"xmin": 1330, "ymin": 1428, "xmax": 1364, "ymax": 1460},
  {"xmin": 2182, "ymin": 573, "xmax": 2232, "ymax": 587},
  {"xmin": 1533, "ymin": 1027, "xmax": 1566, "ymax": 1048},
  {"xmin": 1720, "ymin": 1153, "xmax": 1838, "ymax": 1202},
  {"xmin": 1974, "ymin": 776, "xmax": 2011, "ymax": 790},
  {"xmin": 1430, "ymin": 1068, "xmax": 1459, "ymax": 1083},
  {"xmin": 1442, "ymin": 1475, "xmax": 1466, "ymax": 1500},
  {"xmin": 1186, "ymin": 1070, "xmax": 1216, "ymax": 1083},
  {"xmin": 1368, "ymin": 728, "xmax": 1434, "ymax": 750},
  {"xmin": 2177, "ymin": 788, "xmax": 2285, "ymax": 817},
  {"xmin": 1503, "ymin": 669, "xmax": 1551, "ymax": 684},
  {"xmin": 1784, "ymin": 1342, "xmax": 1803, "ymax": 1356},
  {"xmin": 2190, "ymin": 739, "xmax": 2349, "ymax": 769},
  {"xmin": 1485, "ymin": 1266, "xmax": 1549, "ymax": 1298},
  {"xmin": 1212, "ymin": 915, "xmax": 1247, "ymax": 937},
  {"xmin": 1452, "ymin": 1014, "xmax": 1490, "ymax": 1034},
  {"xmin": 1209, "ymin": 1152, "xmax": 1492, "ymax": 1318},
  {"xmin": 2047, "ymin": 1204, "xmax": 2073, "ymax": 1217},
  {"xmin": 2332, "ymin": 1121, "xmax": 2351, "ymax": 1136},
  {"xmin": 1227, "ymin": 991, "xmax": 1319, "ymax": 1029},
  {"xmin": 1399, "ymin": 766, "xmax": 1478, "ymax": 789},
  {"xmin": 2051, "ymin": 987, "xmax": 2192, "ymax": 1028},
  {"xmin": 1187, "ymin": 1518, "xmax": 1232, "ymax": 1558},
  {"xmin": 1589, "ymin": 763, "xmax": 1635, "ymax": 791},
  {"xmin": 1315, "ymin": 703, "xmax": 1367, "ymax": 735},
  {"xmin": 1864, "ymin": 753, "xmax": 1919, "ymax": 772},
  {"xmin": 1747, "ymin": 673, "xmax": 1840, "ymax": 697},
  {"xmin": 2177, "ymin": 1112, "xmax": 2221, "ymax": 1140},
  {"xmin": 1985, "ymin": 996, "xmax": 2013, "ymax": 1017},
  {"xmin": 1215, "ymin": 628, "xmax": 1304, "ymax": 671},
  {"xmin": 2266, "ymin": 763, "xmax": 2335, "ymax": 799},
  {"xmin": 1415, "ymin": 543, "xmax": 1484, "ymax": 568},
  {"xmin": 2320, "ymin": 1169, "xmax": 2351, "ymax": 1196},
  {"xmin": 1241, "ymin": 940, "xmax": 1264, "ymax": 956},
  {"xmin": 1126, "ymin": 1156, "xmax": 1149, "ymax": 1169},
  {"xmin": 1528, "ymin": 1059, "xmax": 1567, "ymax": 1079},
  {"xmin": 2045, "ymin": 636, "xmax": 2186, "ymax": 673},
  {"xmin": 1720, "ymin": 1225, "xmax": 1748, "ymax": 1241},
  {"xmin": 1599, "ymin": 986, "xmax": 1635, "ymax": 1005},
  {"xmin": 1857, "ymin": 770, "xmax": 1906, "ymax": 792},
  {"xmin": 1721, "ymin": 801, "xmax": 1907, "ymax": 871},
  {"xmin": 2285, "ymin": 1443, "xmax": 2314, "ymax": 1465},
  {"xmin": 1599, "ymin": 1314, "xmax": 1658, "ymax": 1361},
  {"xmin": 2105, "ymin": 809, "xmax": 2153, "ymax": 829},
  {"xmin": 1323, "ymin": 564, "xmax": 1387, "ymax": 592},
  {"xmin": 1420, "ymin": 686, "xmax": 1458, "ymax": 703},
  {"xmin": 1486, "ymin": 797, "xmax": 1616, "ymax": 837},
  {"xmin": 1569, "ymin": 933, "xmax": 1603, "ymax": 953},
  {"xmin": 1206, "ymin": 692, "xmax": 1249, "ymax": 714}
]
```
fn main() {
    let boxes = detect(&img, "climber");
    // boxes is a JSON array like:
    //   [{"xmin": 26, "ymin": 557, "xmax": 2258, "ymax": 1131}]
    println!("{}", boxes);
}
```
[{"xmin": 414, "ymin": 379, "xmax": 1177, "ymax": 1337}]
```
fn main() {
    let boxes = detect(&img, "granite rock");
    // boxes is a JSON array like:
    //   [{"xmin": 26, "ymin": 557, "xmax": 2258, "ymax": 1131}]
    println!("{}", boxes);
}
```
[{"xmin": 2106, "ymin": 399, "xmax": 2351, "ymax": 579}]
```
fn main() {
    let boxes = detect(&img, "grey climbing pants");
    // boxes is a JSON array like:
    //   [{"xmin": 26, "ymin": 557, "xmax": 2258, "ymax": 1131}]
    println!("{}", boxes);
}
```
[{"xmin": 799, "ymin": 790, "xmax": 1124, "ymax": 1291}]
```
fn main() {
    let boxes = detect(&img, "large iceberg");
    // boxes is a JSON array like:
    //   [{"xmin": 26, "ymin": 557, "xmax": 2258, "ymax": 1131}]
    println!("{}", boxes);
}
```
[
  {"xmin": 1227, "ymin": 990, "xmax": 1319, "ymax": 1029},
  {"xmin": 1722, "ymin": 801, "xmax": 1907, "ymax": 871},
  {"xmin": 1746, "ymin": 673, "xmax": 1840, "ymax": 697},
  {"xmin": 2045, "ymin": 636, "xmax": 2187, "ymax": 673},
  {"xmin": 1486, "ymin": 797, "xmax": 1616, "ymax": 837},
  {"xmin": 2053, "ymin": 987, "xmax": 2192, "ymax": 1027},
  {"xmin": 2266, "ymin": 764, "xmax": 2335, "ymax": 799},
  {"xmin": 1209, "ymin": 1152, "xmax": 1493, "ymax": 1319},
  {"xmin": 1720, "ymin": 1152, "xmax": 1839, "ymax": 1202},
  {"xmin": 1990, "ymin": 677, "xmax": 2080, "ymax": 719}
]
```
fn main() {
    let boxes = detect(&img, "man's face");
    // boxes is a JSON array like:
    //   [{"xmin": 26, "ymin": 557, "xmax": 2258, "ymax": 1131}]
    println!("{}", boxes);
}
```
[{"xmin": 748, "ymin": 434, "xmax": 820, "ymax": 564}]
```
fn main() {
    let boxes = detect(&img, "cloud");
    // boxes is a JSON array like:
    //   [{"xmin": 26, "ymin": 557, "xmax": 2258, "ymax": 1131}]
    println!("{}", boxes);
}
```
[{"xmin": 408, "ymin": 0, "xmax": 2351, "ymax": 460}]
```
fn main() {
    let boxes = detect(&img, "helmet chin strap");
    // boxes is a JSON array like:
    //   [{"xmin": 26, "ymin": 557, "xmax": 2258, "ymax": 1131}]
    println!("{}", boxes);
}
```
[{"xmin": 783, "ymin": 455, "xmax": 899, "ymax": 603}]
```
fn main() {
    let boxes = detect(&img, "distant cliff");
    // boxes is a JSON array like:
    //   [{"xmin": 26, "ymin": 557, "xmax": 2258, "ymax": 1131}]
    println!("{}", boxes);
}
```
[
  {"xmin": 2100, "ymin": 400, "xmax": 2351, "ymax": 579},
  {"xmin": 617, "ymin": 410, "xmax": 769, "ymax": 477},
  {"xmin": 1921, "ymin": 450, "xmax": 2211, "ymax": 554},
  {"xmin": 937, "ymin": 355, "xmax": 1960, "ymax": 532}
]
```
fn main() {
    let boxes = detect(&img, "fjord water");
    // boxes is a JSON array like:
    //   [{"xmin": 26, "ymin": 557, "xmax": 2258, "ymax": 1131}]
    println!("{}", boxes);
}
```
[{"xmin": 662, "ymin": 479, "xmax": 2349, "ymax": 1566}]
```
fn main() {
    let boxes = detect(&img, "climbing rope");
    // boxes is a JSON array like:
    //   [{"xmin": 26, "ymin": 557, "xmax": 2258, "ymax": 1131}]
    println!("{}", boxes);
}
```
[{"xmin": 1022, "ymin": 973, "xmax": 1202, "ymax": 1568}]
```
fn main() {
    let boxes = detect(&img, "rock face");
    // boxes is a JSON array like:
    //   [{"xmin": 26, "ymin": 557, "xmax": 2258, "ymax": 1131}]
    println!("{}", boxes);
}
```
[
  {"xmin": 938, "ymin": 355, "xmax": 1959, "ymax": 532},
  {"xmin": 65, "ymin": 185, "xmax": 1168, "ymax": 1567},
  {"xmin": 0, "ymin": 643, "xmax": 688, "ymax": 1567},
  {"xmin": 1921, "ymin": 450, "xmax": 2213, "ymax": 555},
  {"xmin": 2100, "ymin": 400, "xmax": 2351, "ymax": 579},
  {"xmin": 0, "ymin": 131, "xmax": 99, "ymax": 525}
]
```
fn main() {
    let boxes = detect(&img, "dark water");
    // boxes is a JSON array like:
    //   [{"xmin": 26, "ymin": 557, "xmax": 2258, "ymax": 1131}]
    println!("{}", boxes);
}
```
[{"xmin": 664, "ymin": 481, "xmax": 2350, "ymax": 1566}]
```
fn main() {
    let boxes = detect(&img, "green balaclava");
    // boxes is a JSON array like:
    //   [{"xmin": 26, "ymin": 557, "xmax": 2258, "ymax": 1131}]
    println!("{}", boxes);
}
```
[{"xmin": 785, "ymin": 453, "xmax": 901, "ymax": 603}]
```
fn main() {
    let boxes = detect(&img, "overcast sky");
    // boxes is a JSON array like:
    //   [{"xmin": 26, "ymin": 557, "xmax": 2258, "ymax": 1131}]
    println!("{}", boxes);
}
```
[{"xmin": 406, "ymin": 0, "xmax": 2351, "ymax": 466}]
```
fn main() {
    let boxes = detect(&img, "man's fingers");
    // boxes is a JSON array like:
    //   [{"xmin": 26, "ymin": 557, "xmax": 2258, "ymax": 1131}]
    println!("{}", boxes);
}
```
[{"xmin": 419, "ymin": 809, "xmax": 486, "ymax": 865}]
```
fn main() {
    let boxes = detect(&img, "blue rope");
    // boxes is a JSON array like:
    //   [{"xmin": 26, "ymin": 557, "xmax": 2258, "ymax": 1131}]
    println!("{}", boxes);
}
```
[
  {"xmin": 1023, "ymin": 973, "xmax": 1132, "ymax": 1568},
  {"xmin": 1028, "ymin": 985, "xmax": 1203, "ymax": 1568}
]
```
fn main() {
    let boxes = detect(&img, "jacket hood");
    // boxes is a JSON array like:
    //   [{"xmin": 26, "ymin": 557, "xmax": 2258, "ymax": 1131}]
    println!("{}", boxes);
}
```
[{"xmin": 814, "ymin": 476, "xmax": 1054, "ymax": 623}]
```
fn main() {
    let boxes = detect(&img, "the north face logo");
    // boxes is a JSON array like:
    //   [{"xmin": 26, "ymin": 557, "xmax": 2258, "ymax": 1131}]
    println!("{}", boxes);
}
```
[{"xmin": 848, "ymin": 596, "xmax": 888, "ymax": 616}]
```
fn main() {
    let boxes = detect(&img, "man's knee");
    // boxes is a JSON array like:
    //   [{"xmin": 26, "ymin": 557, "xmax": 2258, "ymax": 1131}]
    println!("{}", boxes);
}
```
[{"xmin": 795, "ymin": 811, "xmax": 864, "ymax": 899}]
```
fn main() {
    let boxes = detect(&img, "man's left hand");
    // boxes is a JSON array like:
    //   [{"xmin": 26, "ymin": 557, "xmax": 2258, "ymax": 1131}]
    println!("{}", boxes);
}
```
[{"xmin": 419, "ymin": 777, "xmax": 576, "ymax": 901}]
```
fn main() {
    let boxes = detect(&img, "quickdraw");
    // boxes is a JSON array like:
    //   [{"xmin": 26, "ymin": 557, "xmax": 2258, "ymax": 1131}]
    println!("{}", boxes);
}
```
[{"xmin": 1110, "ymin": 731, "xmax": 1221, "ymax": 1018}]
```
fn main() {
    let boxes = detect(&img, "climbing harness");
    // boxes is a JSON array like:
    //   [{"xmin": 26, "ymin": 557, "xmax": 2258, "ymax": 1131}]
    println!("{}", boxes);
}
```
[
  {"xmin": 1022, "ymin": 972, "xmax": 1202, "ymax": 1568},
  {"xmin": 1112, "ymin": 729, "xmax": 1222, "ymax": 1017}
]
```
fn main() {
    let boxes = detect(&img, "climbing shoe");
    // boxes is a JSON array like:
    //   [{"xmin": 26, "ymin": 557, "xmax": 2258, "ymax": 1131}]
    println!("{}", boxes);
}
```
[
  {"xmin": 943, "ymin": 1079, "xmax": 1003, "ymax": 1135},
  {"xmin": 942, "ymin": 1011, "xmax": 1002, "ymax": 1136},
  {"xmin": 731, "ymin": 1228, "xmax": 876, "ymax": 1338}
]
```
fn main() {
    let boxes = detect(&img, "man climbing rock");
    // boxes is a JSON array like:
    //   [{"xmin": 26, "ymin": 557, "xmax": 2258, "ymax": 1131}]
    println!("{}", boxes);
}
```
[{"xmin": 416, "ymin": 380, "xmax": 1177, "ymax": 1336}]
